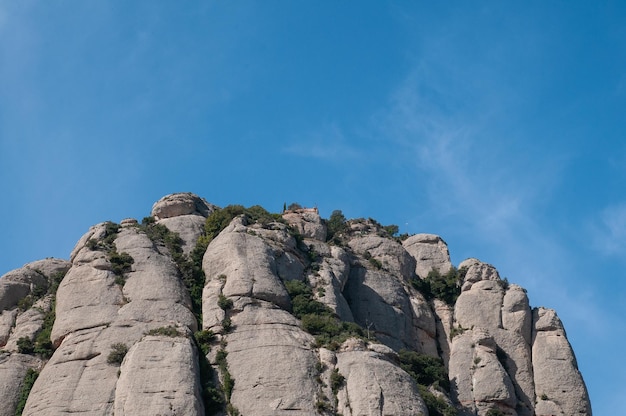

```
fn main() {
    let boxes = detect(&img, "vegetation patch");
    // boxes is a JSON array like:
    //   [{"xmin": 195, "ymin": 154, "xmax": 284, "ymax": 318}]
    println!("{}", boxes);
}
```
[
  {"xmin": 107, "ymin": 343, "xmax": 129, "ymax": 365},
  {"xmin": 330, "ymin": 368, "xmax": 345, "ymax": 395},
  {"xmin": 284, "ymin": 280, "xmax": 366, "ymax": 350},
  {"xmin": 416, "ymin": 384, "xmax": 457, "ymax": 416},
  {"xmin": 214, "ymin": 347, "xmax": 238, "ymax": 415},
  {"xmin": 195, "ymin": 330, "xmax": 215, "ymax": 355},
  {"xmin": 16, "ymin": 270, "xmax": 68, "ymax": 359},
  {"xmin": 398, "ymin": 350, "xmax": 456, "ymax": 416},
  {"xmin": 109, "ymin": 251, "xmax": 134, "ymax": 279},
  {"xmin": 140, "ymin": 217, "xmax": 206, "ymax": 323},
  {"xmin": 398, "ymin": 349, "xmax": 450, "ymax": 390},
  {"xmin": 410, "ymin": 267, "xmax": 467, "ymax": 305},
  {"xmin": 146, "ymin": 326, "xmax": 184, "ymax": 337},
  {"xmin": 217, "ymin": 295, "xmax": 233, "ymax": 311},
  {"xmin": 325, "ymin": 210, "xmax": 347, "ymax": 242},
  {"xmin": 15, "ymin": 368, "xmax": 39, "ymax": 416}
]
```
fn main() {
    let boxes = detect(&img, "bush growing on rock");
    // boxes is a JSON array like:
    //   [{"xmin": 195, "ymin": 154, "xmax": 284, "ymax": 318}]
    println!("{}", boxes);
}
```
[
  {"xmin": 411, "ymin": 267, "xmax": 466, "ymax": 305},
  {"xmin": 146, "ymin": 326, "xmax": 183, "ymax": 337},
  {"xmin": 109, "ymin": 251, "xmax": 134, "ymax": 277},
  {"xmin": 398, "ymin": 349, "xmax": 450, "ymax": 391},
  {"xmin": 326, "ymin": 210, "xmax": 347, "ymax": 241},
  {"xmin": 15, "ymin": 368, "xmax": 38, "ymax": 416},
  {"xmin": 107, "ymin": 343, "xmax": 128, "ymax": 365},
  {"xmin": 17, "ymin": 337, "xmax": 34, "ymax": 354},
  {"xmin": 217, "ymin": 294, "xmax": 233, "ymax": 310}
]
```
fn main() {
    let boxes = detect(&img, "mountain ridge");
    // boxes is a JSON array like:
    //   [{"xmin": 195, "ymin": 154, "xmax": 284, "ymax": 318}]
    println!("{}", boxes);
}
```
[{"xmin": 0, "ymin": 192, "xmax": 591, "ymax": 415}]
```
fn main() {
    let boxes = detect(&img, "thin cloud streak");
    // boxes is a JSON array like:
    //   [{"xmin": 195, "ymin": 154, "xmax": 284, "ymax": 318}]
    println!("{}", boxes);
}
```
[
  {"xmin": 283, "ymin": 123, "xmax": 362, "ymax": 161},
  {"xmin": 590, "ymin": 202, "xmax": 626, "ymax": 257}
]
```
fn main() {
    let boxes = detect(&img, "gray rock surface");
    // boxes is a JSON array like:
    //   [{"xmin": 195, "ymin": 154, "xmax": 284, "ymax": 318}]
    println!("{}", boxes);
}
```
[
  {"xmin": 224, "ymin": 301, "xmax": 320, "ymax": 415},
  {"xmin": 336, "ymin": 350, "xmax": 428, "ymax": 416},
  {"xmin": 403, "ymin": 233, "xmax": 453, "ymax": 278},
  {"xmin": 282, "ymin": 208, "xmax": 327, "ymax": 241},
  {"xmin": 0, "ymin": 353, "xmax": 42, "ymax": 416},
  {"xmin": 151, "ymin": 192, "xmax": 216, "ymax": 220},
  {"xmin": 114, "ymin": 332, "xmax": 204, "ymax": 415},
  {"xmin": 532, "ymin": 307, "xmax": 592, "ymax": 415}
]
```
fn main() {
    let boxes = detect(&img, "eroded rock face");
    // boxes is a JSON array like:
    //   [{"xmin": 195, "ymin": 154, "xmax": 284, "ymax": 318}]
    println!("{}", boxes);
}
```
[
  {"xmin": 114, "ymin": 333, "xmax": 204, "ymax": 416},
  {"xmin": 0, "ymin": 353, "xmax": 42, "ymax": 416},
  {"xmin": 532, "ymin": 307, "xmax": 592, "ymax": 415},
  {"xmin": 449, "ymin": 260, "xmax": 535, "ymax": 415},
  {"xmin": 336, "ymin": 350, "xmax": 428, "ymax": 416},
  {"xmin": 151, "ymin": 192, "xmax": 216, "ymax": 220},
  {"xmin": 23, "ymin": 222, "xmax": 202, "ymax": 415},
  {"xmin": 225, "ymin": 302, "xmax": 319, "ymax": 415},
  {"xmin": 282, "ymin": 208, "xmax": 327, "ymax": 241},
  {"xmin": 0, "ymin": 194, "xmax": 592, "ymax": 416},
  {"xmin": 403, "ymin": 233, "xmax": 453, "ymax": 278}
]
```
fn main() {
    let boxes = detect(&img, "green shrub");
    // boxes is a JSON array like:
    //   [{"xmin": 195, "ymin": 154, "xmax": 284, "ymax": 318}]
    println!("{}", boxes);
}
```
[
  {"xmin": 109, "ymin": 251, "xmax": 134, "ymax": 277},
  {"xmin": 217, "ymin": 295, "xmax": 233, "ymax": 310},
  {"xmin": 315, "ymin": 399, "xmax": 331, "ymax": 413},
  {"xmin": 449, "ymin": 326, "xmax": 465, "ymax": 340},
  {"xmin": 226, "ymin": 403, "xmax": 240, "ymax": 416},
  {"xmin": 15, "ymin": 368, "xmax": 38, "ymax": 416},
  {"xmin": 17, "ymin": 296, "xmax": 34, "ymax": 312},
  {"xmin": 17, "ymin": 337, "xmax": 34, "ymax": 354},
  {"xmin": 221, "ymin": 317, "xmax": 233, "ymax": 332},
  {"xmin": 368, "ymin": 257, "xmax": 383, "ymax": 269},
  {"xmin": 146, "ymin": 326, "xmax": 183, "ymax": 337},
  {"xmin": 411, "ymin": 267, "xmax": 467, "ymax": 305},
  {"xmin": 416, "ymin": 384, "xmax": 457, "ymax": 416},
  {"xmin": 285, "ymin": 279, "xmax": 366, "ymax": 349},
  {"xmin": 216, "ymin": 349, "xmax": 228, "ymax": 368},
  {"xmin": 107, "ymin": 343, "xmax": 128, "ymax": 365},
  {"xmin": 222, "ymin": 370, "xmax": 235, "ymax": 401},
  {"xmin": 326, "ymin": 210, "xmax": 347, "ymax": 241},
  {"xmin": 486, "ymin": 409, "xmax": 506, "ymax": 416},
  {"xmin": 195, "ymin": 330, "xmax": 215, "ymax": 355},
  {"xmin": 383, "ymin": 224, "xmax": 399, "ymax": 237},
  {"xmin": 33, "ymin": 308, "xmax": 55, "ymax": 358},
  {"xmin": 330, "ymin": 369, "xmax": 345, "ymax": 395},
  {"xmin": 398, "ymin": 349, "xmax": 450, "ymax": 391}
]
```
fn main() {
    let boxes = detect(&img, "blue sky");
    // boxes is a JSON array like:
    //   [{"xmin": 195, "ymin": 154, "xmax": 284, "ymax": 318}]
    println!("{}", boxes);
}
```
[{"xmin": 1, "ymin": 2, "xmax": 624, "ymax": 413}]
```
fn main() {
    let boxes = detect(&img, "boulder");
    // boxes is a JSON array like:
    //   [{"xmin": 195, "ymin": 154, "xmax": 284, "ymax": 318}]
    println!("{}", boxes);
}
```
[
  {"xmin": 282, "ymin": 208, "xmax": 327, "ymax": 241},
  {"xmin": 202, "ymin": 223, "xmax": 291, "ymax": 313},
  {"xmin": 157, "ymin": 214, "xmax": 206, "ymax": 254},
  {"xmin": 403, "ymin": 233, "xmax": 453, "ymax": 278},
  {"xmin": 349, "ymin": 235, "xmax": 416, "ymax": 280},
  {"xmin": 151, "ymin": 192, "xmax": 216, "ymax": 220},
  {"xmin": 455, "ymin": 279, "xmax": 504, "ymax": 330}
]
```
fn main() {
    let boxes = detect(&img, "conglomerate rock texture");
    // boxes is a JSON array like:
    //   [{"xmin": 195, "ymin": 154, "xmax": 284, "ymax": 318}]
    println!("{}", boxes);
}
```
[{"xmin": 0, "ymin": 193, "xmax": 591, "ymax": 415}]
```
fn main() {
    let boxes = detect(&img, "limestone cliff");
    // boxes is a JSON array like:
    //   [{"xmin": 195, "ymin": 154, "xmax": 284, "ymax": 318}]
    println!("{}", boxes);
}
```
[{"xmin": 0, "ymin": 193, "xmax": 592, "ymax": 415}]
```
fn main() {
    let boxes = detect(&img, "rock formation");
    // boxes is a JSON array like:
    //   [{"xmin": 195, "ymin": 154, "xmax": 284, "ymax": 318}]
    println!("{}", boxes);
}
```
[{"xmin": 0, "ymin": 193, "xmax": 592, "ymax": 415}]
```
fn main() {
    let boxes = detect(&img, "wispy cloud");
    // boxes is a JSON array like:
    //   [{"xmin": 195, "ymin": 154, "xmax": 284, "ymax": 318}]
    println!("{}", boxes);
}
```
[
  {"xmin": 283, "ymin": 123, "xmax": 362, "ymax": 161},
  {"xmin": 590, "ymin": 202, "xmax": 626, "ymax": 256}
]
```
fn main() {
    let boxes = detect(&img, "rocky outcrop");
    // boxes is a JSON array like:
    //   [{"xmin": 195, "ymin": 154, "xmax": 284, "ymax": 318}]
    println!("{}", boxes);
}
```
[
  {"xmin": 0, "ymin": 193, "xmax": 592, "ymax": 416},
  {"xmin": 403, "ymin": 233, "xmax": 453, "ymax": 278},
  {"xmin": 151, "ymin": 192, "xmax": 216, "ymax": 220},
  {"xmin": 532, "ymin": 307, "xmax": 592, "ymax": 415}
]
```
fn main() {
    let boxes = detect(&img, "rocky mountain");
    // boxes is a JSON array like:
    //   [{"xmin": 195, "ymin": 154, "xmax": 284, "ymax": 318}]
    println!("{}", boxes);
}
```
[{"xmin": 0, "ymin": 193, "xmax": 592, "ymax": 416}]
